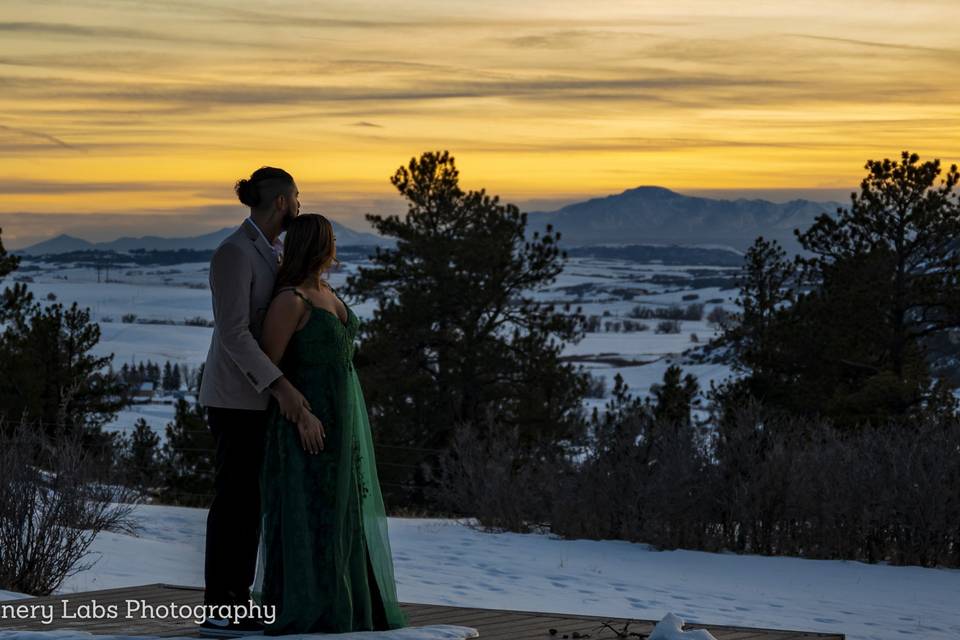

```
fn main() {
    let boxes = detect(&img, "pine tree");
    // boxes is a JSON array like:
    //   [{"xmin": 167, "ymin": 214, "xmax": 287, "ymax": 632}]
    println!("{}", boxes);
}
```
[
  {"xmin": 717, "ymin": 152, "xmax": 960, "ymax": 427},
  {"xmin": 148, "ymin": 361, "xmax": 161, "ymax": 386},
  {"xmin": 797, "ymin": 151, "xmax": 960, "ymax": 385},
  {"xmin": 171, "ymin": 364, "xmax": 182, "ymax": 391},
  {"xmin": 345, "ymin": 151, "xmax": 590, "ymax": 504},
  {"xmin": 124, "ymin": 418, "xmax": 161, "ymax": 490},
  {"xmin": 160, "ymin": 398, "xmax": 215, "ymax": 506},
  {"xmin": 0, "ymin": 294, "xmax": 126, "ymax": 437},
  {"xmin": 0, "ymin": 226, "xmax": 18, "ymax": 280},
  {"xmin": 725, "ymin": 237, "xmax": 798, "ymax": 377},
  {"xmin": 649, "ymin": 365, "xmax": 700, "ymax": 429},
  {"xmin": 162, "ymin": 361, "xmax": 173, "ymax": 392}
]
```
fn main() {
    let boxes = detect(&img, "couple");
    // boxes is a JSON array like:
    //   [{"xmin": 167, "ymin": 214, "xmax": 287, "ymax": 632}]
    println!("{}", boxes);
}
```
[{"xmin": 198, "ymin": 167, "xmax": 408, "ymax": 636}]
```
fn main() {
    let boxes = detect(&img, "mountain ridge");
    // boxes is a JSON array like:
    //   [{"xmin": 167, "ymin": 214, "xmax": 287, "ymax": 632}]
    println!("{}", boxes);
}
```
[
  {"xmin": 17, "ymin": 220, "xmax": 390, "ymax": 256},
  {"xmin": 525, "ymin": 186, "xmax": 842, "ymax": 252},
  {"xmin": 16, "ymin": 187, "xmax": 845, "ymax": 256}
]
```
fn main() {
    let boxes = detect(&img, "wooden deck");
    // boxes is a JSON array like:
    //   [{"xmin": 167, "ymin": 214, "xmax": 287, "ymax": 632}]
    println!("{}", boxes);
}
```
[{"xmin": 0, "ymin": 583, "xmax": 844, "ymax": 639}]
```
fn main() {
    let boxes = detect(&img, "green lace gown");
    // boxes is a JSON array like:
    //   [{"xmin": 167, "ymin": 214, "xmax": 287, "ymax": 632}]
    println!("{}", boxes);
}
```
[{"xmin": 251, "ymin": 288, "xmax": 408, "ymax": 634}]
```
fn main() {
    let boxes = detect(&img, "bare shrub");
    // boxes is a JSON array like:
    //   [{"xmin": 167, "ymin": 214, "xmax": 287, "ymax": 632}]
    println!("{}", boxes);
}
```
[
  {"xmin": 631, "ymin": 304, "xmax": 703, "ymax": 321},
  {"xmin": 431, "ymin": 369, "xmax": 960, "ymax": 567},
  {"xmin": 683, "ymin": 303, "xmax": 704, "ymax": 321},
  {"xmin": 582, "ymin": 374, "xmax": 607, "ymax": 399},
  {"xmin": 711, "ymin": 400, "xmax": 960, "ymax": 566},
  {"xmin": 549, "ymin": 374, "xmax": 712, "ymax": 549},
  {"xmin": 0, "ymin": 419, "xmax": 140, "ymax": 595},
  {"xmin": 430, "ymin": 408, "xmax": 555, "ymax": 533},
  {"xmin": 706, "ymin": 305, "xmax": 730, "ymax": 327},
  {"xmin": 655, "ymin": 320, "xmax": 682, "ymax": 334}
]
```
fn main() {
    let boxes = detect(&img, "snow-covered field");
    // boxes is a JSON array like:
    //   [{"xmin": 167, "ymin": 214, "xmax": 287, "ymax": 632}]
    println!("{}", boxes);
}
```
[
  {"xmin": 3, "ymin": 505, "xmax": 958, "ymax": 640},
  {"xmin": 10, "ymin": 255, "xmax": 740, "ymax": 437},
  {"xmin": 15, "ymin": 255, "xmax": 735, "ymax": 375}
]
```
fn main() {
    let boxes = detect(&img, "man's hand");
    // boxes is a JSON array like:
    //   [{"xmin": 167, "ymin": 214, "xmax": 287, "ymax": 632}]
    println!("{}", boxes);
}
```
[
  {"xmin": 296, "ymin": 410, "xmax": 326, "ymax": 454},
  {"xmin": 270, "ymin": 376, "xmax": 311, "ymax": 423},
  {"xmin": 270, "ymin": 375, "xmax": 325, "ymax": 453}
]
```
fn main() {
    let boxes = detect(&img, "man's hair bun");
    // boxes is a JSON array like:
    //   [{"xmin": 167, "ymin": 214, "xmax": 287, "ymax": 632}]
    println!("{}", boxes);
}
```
[
  {"xmin": 234, "ymin": 167, "xmax": 294, "ymax": 209},
  {"xmin": 235, "ymin": 178, "xmax": 262, "ymax": 207}
]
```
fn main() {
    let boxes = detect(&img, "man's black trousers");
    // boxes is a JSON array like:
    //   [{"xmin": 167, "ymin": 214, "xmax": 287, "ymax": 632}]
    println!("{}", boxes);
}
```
[{"xmin": 203, "ymin": 406, "xmax": 268, "ymax": 607}]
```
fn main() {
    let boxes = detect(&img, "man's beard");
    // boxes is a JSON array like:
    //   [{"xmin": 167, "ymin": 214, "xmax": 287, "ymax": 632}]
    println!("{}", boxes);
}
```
[{"xmin": 279, "ymin": 206, "xmax": 296, "ymax": 232}]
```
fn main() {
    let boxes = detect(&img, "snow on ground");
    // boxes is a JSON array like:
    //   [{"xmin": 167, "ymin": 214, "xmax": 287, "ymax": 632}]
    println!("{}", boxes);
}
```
[
  {"xmin": 0, "ymin": 627, "xmax": 478, "ymax": 640},
  {"xmin": 563, "ymin": 325, "xmax": 720, "ymax": 360},
  {"xmin": 92, "ymin": 323, "xmax": 212, "ymax": 370},
  {"xmin": 43, "ymin": 505, "xmax": 960, "ymax": 640},
  {"xmin": 22, "ymin": 280, "xmax": 212, "ymax": 324},
  {"xmin": 108, "ymin": 403, "xmax": 182, "ymax": 438}
]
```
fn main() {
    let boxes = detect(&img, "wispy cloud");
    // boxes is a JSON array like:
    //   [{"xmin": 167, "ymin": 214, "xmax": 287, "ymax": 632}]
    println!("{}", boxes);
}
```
[
  {"xmin": 0, "ymin": 124, "xmax": 79, "ymax": 150},
  {"xmin": 0, "ymin": 20, "xmax": 269, "ymax": 47},
  {"xmin": 1, "ymin": 72, "xmax": 799, "ymax": 107},
  {"xmin": 0, "ymin": 21, "xmax": 164, "ymax": 39},
  {"xmin": 786, "ymin": 33, "xmax": 960, "ymax": 57},
  {"xmin": 0, "ymin": 179, "xmax": 206, "ymax": 194}
]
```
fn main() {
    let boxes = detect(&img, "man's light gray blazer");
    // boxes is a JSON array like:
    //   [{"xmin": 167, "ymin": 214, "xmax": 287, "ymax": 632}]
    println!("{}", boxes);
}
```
[{"xmin": 199, "ymin": 221, "xmax": 284, "ymax": 410}]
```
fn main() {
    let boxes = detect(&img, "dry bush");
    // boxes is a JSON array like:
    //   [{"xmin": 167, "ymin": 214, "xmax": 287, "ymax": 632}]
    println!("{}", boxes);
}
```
[
  {"xmin": 428, "ymin": 380, "xmax": 960, "ymax": 568},
  {"xmin": 711, "ymin": 400, "xmax": 960, "ymax": 566},
  {"xmin": 430, "ymin": 407, "xmax": 557, "ymax": 533},
  {"xmin": 0, "ymin": 419, "xmax": 140, "ymax": 595}
]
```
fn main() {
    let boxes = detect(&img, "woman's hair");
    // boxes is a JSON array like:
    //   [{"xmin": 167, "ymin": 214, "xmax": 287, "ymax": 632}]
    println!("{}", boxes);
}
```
[
  {"xmin": 235, "ymin": 166, "xmax": 294, "ymax": 209},
  {"xmin": 274, "ymin": 214, "xmax": 340, "ymax": 292}
]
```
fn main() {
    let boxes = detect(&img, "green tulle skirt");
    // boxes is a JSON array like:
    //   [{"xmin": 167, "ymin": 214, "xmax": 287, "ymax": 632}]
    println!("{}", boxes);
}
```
[{"xmin": 251, "ymin": 300, "xmax": 408, "ymax": 634}]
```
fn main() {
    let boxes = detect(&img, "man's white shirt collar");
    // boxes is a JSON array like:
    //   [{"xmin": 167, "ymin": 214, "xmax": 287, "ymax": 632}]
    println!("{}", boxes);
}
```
[{"xmin": 245, "ymin": 217, "xmax": 283, "ymax": 258}]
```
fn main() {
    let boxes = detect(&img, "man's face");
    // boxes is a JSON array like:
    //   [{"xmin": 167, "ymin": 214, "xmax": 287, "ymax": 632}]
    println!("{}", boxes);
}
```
[{"xmin": 279, "ymin": 182, "xmax": 300, "ymax": 231}]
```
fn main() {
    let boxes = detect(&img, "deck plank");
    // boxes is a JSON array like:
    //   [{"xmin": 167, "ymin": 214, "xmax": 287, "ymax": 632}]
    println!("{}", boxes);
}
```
[{"xmin": 0, "ymin": 583, "xmax": 844, "ymax": 639}]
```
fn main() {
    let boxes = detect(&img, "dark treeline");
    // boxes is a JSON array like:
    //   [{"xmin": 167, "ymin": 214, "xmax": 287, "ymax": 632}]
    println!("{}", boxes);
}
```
[
  {"xmin": 118, "ymin": 360, "xmax": 201, "ymax": 393},
  {"xmin": 21, "ymin": 245, "xmax": 381, "ymax": 268},
  {"xmin": 24, "ymin": 248, "xmax": 215, "ymax": 267},
  {"xmin": 564, "ymin": 244, "xmax": 744, "ymax": 267}
]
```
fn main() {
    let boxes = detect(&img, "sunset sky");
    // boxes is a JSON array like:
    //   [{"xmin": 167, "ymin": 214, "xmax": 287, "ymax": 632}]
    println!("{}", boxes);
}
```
[{"xmin": 1, "ymin": 0, "xmax": 958, "ymax": 247}]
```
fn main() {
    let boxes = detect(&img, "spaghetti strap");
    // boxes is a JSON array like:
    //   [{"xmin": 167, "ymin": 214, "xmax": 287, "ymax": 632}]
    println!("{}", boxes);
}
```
[{"xmin": 276, "ymin": 286, "xmax": 314, "ymax": 308}]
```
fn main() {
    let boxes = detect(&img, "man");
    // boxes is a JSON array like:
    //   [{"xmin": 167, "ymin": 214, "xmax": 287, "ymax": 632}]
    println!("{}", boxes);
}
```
[{"xmin": 198, "ymin": 166, "xmax": 321, "ymax": 637}]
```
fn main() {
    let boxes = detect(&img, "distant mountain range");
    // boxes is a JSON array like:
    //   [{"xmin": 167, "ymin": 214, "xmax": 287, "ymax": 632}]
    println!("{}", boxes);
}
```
[
  {"xmin": 526, "ymin": 186, "xmax": 842, "ymax": 253},
  {"xmin": 17, "ymin": 220, "xmax": 391, "ymax": 256},
  {"xmin": 17, "ymin": 187, "xmax": 843, "ymax": 256}
]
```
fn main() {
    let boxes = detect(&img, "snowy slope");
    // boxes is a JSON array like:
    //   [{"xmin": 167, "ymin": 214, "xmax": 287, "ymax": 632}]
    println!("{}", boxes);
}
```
[{"xmin": 43, "ymin": 505, "xmax": 960, "ymax": 640}]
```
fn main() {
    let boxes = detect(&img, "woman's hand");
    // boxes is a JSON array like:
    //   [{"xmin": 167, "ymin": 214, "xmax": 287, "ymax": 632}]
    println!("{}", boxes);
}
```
[{"xmin": 296, "ymin": 409, "xmax": 326, "ymax": 454}]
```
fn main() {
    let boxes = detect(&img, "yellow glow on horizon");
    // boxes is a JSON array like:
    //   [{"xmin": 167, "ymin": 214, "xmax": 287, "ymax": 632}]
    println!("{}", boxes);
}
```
[{"xmin": 1, "ymin": 0, "xmax": 958, "ymax": 243}]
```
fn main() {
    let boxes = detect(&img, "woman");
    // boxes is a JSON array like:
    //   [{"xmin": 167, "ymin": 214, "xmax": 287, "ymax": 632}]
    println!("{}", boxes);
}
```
[{"xmin": 251, "ymin": 213, "xmax": 408, "ymax": 634}]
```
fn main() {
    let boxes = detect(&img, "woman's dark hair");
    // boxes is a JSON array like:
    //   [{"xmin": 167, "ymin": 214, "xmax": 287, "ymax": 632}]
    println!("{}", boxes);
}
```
[
  {"xmin": 235, "ymin": 166, "xmax": 294, "ymax": 209},
  {"xmin": 275, "ymin": 214, "xmax": 340, "ymax": 292}
]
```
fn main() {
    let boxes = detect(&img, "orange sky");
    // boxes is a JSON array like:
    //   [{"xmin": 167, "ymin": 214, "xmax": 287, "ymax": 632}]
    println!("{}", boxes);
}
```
[{"xmin": 1, "ymin": 0, "xmax": 958, "ymax": 247}]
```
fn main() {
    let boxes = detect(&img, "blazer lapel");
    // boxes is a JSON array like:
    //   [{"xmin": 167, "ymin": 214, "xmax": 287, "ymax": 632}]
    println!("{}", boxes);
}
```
[{"xmin": 242, "ymin": 220, "xmax": 279, "ymax": 275}]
